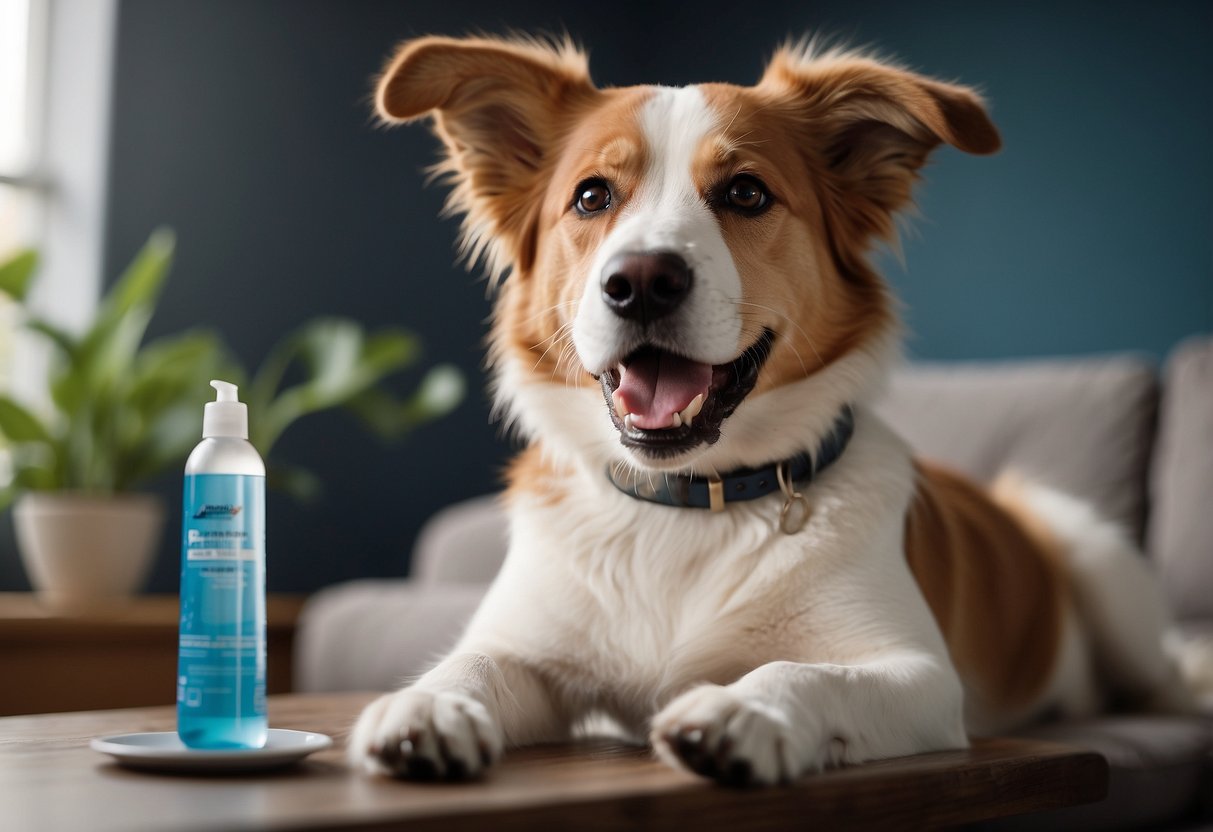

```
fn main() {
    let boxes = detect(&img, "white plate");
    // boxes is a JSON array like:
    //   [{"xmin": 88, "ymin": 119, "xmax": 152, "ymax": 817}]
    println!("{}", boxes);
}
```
[{"xmin": 91, "ymin": 729, "xmax": 333, "ymax": 773}]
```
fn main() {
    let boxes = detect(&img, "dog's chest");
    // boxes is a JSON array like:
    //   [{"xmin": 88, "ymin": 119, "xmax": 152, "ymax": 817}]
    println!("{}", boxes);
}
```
[{"xmin": 515, "ymin": 494, "xmax": 823, "ymax": 710}]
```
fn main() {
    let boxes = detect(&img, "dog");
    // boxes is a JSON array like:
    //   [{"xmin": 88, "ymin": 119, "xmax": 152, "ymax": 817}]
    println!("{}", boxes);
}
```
[{"xmin": 349, "ymin": 34, "xmax": 1210, "ymax": 785}]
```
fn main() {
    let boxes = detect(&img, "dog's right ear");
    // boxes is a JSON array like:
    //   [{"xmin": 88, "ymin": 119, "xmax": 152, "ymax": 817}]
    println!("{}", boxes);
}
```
[
  {"xmin": 376, "ymin": 36, "xmax": 598, "ymax": 278},
  {"xmin": 759, "ymin": 44, "xmax": 999, "ymax": 263}
]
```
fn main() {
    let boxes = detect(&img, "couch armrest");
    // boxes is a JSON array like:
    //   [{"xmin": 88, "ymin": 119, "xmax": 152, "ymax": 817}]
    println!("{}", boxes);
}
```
[
  {"xmin": 294, "ymin": 580, "xmax": 485, "ymax": 693},
  {"xmin": 1150, "ymin": 335, "xmax": 1213, "ymax": 621}
]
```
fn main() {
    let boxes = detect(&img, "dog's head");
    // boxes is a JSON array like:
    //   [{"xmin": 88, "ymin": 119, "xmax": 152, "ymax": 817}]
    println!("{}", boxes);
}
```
[{"xmin": 376, "ymin": 36, "xmax": 999, "ymax": 474}]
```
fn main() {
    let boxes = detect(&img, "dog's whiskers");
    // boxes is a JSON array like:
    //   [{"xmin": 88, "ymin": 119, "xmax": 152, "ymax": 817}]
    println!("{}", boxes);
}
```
[
  {"xmin": 734, "ymin": 298, "xmax": 824, "ymax": 373},
  {"xmin": 519, "ymin": 299, "xmax": 579, "ymax": 333},
  {"xmin": 530, "ymin": 321, "xmax": 576, "ymax": 373}
]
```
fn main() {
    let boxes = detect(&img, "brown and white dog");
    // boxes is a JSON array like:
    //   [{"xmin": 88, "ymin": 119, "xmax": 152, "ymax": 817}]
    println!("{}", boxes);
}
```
[{"xmin": 350, "ymin": 35, "xmax": 1209, "ymax": 784}]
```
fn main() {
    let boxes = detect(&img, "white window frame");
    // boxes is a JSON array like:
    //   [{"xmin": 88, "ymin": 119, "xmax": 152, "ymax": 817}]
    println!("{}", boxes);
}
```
[
  {"xmin": 8, "ymin": 0, "xmax": 118, "ymax": 408},
  {"xmin": 0, "ymin": 0, "xmax": 49, "ymax": 245}
]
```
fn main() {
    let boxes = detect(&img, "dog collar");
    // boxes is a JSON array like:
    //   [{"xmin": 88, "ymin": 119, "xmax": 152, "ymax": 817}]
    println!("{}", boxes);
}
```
[{"xmin": 606, "ymin": 406, "xmax": 855, "ymax": 533}]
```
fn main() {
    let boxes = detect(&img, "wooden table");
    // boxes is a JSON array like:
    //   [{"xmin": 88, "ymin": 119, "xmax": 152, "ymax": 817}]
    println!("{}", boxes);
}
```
[
  {"xmin": 0, "ymin": 692, "xmax": 1107, "ymax": 831},
  {"xmin": 0, "ymin": 593, "xmax": 306, "ymax": 715}
]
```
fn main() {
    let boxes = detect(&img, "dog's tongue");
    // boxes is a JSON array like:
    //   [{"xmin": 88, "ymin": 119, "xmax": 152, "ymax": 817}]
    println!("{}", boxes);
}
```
[{"xmin": 617, "ymin": 351, "xmax": 713, "ymax": 430}]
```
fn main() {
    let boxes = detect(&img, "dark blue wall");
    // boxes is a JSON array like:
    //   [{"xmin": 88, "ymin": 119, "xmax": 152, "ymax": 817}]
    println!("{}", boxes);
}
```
[
  {"xmin": 12, "ymin": 0, "xmax": 1202, "ymax": 594},
  {"xmin": 860, "ymin": 1, "xmax": 1212, "ymax": 360}
]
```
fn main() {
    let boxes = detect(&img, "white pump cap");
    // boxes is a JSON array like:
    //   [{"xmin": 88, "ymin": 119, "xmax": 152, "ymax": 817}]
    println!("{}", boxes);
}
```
[{"xmin": 203, "ymin": 379, "xmax": 249, "ymax": 439}]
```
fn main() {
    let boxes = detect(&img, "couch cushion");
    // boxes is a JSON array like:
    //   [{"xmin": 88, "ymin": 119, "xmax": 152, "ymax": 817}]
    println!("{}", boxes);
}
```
[
  {"xmin": 410, "ymin": 494, "xmax": 508, "ymax": 585},
  {"xmin": 985, "ymin": 716, "xmax": 1213, "ymax": 831},
  {"xmin": 294, "ymin": 580, "xmax": 486, "ymax": 693},
  {"xmin": 1149, "ymin": 336, "xmax": 1213, "ymax": 620},
  {"xmin": 875, "ymin": 356, "xmax": 1158, "ymax": 541}
]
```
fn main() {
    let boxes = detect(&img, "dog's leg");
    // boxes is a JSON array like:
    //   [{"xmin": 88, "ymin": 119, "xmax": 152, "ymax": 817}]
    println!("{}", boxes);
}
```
[
  {"xmin": 651, "ymin": 653, "xmax": 967, "ymax": 786},
  {"xmin": 348, "ymin": 651, "xmax": 567, "ymax": 780}
]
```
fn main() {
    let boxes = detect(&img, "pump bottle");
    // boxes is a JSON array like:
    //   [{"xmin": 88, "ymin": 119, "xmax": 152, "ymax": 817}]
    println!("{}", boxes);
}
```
[{"xmin": 176, "ymin": 380, "xmax": 267, "ymax": 749}]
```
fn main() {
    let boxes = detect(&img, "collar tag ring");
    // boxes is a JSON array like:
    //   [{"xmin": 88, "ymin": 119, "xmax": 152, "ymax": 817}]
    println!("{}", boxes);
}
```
[{"xmin": 776, "ymin": 460, "xmax": 811, "ymax": 535}]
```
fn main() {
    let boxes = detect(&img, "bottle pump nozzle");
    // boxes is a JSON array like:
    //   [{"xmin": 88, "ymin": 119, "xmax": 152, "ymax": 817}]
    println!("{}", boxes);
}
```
[
  {"xmin": 211, "ymin": 379, "xmax": 238, "ymax": 402},
  {"xmin": 203, "ymin": 379, "xmax": 249, "ymax": 439}
]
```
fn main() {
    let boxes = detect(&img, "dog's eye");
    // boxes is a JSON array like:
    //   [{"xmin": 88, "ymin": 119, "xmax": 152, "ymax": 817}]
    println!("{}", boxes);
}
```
[
  {"xmin": 725, "ymin": 175, "xmax": 770, "ymax": 214},
  {"xmin": 574, "ymin": 179, "xmax": 612, "ymax": 215}
]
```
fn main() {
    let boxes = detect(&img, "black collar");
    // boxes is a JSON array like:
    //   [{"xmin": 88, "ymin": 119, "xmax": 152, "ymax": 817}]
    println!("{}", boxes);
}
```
[{"xmin": 606, "ymin": 406, "xmax": 855, "ymax": 513}]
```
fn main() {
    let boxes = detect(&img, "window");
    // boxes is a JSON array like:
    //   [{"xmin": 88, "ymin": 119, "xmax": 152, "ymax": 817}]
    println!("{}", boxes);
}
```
[
  {"xmin": 0, "ymin": 0, "xmax": 44, "ymax": 258},
  {"xmin": 0, "ymin": 0, "xmax": 118, "ymax": 489},
  {"xmin": 0, "ymin": 0, "xmax": 46, "ymax": 485}
]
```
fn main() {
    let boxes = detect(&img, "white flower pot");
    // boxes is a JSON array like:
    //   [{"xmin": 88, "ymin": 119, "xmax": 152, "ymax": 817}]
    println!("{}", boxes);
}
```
[{"xmin": 13, "ymin": 492, "xmax": 165, "ymax": 611}]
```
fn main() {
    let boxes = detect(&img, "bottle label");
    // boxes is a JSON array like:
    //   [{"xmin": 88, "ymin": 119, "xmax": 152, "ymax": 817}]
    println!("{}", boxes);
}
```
[{"xmin": 178, "ymin": 474, "xmax": 266, "ymax": 720}]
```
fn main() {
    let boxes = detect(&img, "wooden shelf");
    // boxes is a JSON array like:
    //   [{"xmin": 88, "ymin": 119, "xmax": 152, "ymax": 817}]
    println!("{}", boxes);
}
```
[{"xmin": 0, "ymin": 592, "xmax": 306, "ymax": 715}]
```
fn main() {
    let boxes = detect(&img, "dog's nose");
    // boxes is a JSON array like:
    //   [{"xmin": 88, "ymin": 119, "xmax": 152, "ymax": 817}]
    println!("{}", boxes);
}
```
[{"xmin": 601, "ymin": 251, "xmax": 693, "ymax": 323}]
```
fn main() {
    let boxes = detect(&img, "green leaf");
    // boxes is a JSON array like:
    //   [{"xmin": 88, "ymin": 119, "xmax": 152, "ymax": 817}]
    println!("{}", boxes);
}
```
[
  {"xmin": 413, "ymin": 363, "xmax": 465, "ymax": 418},
  {"xmin": 249, "ymin": 319, "xmax": 421, "ymax": 454},
  {"xmin": 116, "ymin": 400, "xmax": 203, "ymax": 490},
  {"xmin": 360, "ymin": 331, "xmax": 420, "ymax": 375},
  {"xmin": 126, "ymin": 330, "xmax": 237, "ymax": 416},
  {"xmin": 25, "ymin": 317, "xmax": 80, "ymax": 362},
  {"xmin": 95, "ymin": 228, "xmax": 176, "ymax": 325},
  {"xmin": 246, "ymin": 332, "xmax": 298, "ymax": 418},
  {"xmin": 12, "ymin": 459, "xmax": 58, "ymax": 491},
  {"xmin": 266, "ymin": 462, "xmax": 323, "ymax": 502},
  {"xmin": 346, "ymin": 364, "xmax": 465, "ymax": 439},
  {"xmin": 4, "ymin": 441, "xmax": 60, "ymax": 497},
  {"xmin": 113, "ymin": 330, "xmax": 239, "ymax": 490},
  {"xmin": 42, "ymin": 230, "xmax": 177, "ymax": 491},
  {"xmin": 48, "ymin": 369, "xmax": 85, "ymax": 416},
  {"xmin": 345, "ymin": 387, "xmax": 409, "ymax": 437},
  {"xmin": 0, "ymin": 249, "xmax": 38, "ymax": 301},
  {"xmin": 0, "ymin": 395, "xmax": 53, "ymax": 443},
  {"xmin": 0, "ymin": 229, "xmax": 464, "ymax": 500},
  {"xmin": 71, "ymin": 230, "xmax": 176, "ymax": 400}
]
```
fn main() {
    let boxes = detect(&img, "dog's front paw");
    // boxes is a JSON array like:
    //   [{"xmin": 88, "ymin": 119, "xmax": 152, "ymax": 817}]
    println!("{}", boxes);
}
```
[
  {"xmin": 348, "ymin": 688, "xmax": 504, "ymax": 780},
  {"xmin": 651, "ymin": 684, "xmax": 826, "ymax": 786}
]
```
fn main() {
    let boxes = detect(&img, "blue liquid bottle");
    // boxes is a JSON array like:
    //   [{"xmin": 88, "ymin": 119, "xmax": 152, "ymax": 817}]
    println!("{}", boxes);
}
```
[{"xmin": 177, "ymin": 380, "xmax": 267, "ymax": 749}]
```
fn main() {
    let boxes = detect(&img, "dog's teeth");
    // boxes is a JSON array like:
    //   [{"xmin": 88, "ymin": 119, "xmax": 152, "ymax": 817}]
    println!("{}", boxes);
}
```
[
  {"xmin": 624, "ymin": 414, "xmax": 634, "ymax": 431},
  {"xmin": 612, "ymin": 390, "xmax": 629, "ymax": 418},
  {"xmin": 679, "ymin": 395, "xmax": 708, "ymax": 426},
  {"xmin": 674, "ymin": 393, "xmax": 704, "ymax": 428},
  {"xmin": 681, "ymin": 393, "xmax": 705, "ymax": 421},
  {"xmin": 671, "ymin": 412, "xmax": 682, "ymax": 428}
]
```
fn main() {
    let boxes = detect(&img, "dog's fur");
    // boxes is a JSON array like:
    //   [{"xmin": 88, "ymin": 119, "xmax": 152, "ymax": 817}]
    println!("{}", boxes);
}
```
[{"xmin": 349, "ymin": 35, "xmax": 1208, "ymax": 784}]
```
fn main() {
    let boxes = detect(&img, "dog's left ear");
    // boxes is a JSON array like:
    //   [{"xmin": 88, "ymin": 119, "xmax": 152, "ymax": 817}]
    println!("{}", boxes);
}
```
[
  {"xmin": 760, "ymin": 46, "xmax": 1000, "ymax": 246},
  {"xmin": 376, "ymin": 36, "xmax": 598, "ymax": 277}
]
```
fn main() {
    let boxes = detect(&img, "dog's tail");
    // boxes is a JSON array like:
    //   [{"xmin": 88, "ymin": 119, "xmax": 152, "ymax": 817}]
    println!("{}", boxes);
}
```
[{"xmin": 991, "ymin": 472, "xmax": 1210, "ymax": 713}]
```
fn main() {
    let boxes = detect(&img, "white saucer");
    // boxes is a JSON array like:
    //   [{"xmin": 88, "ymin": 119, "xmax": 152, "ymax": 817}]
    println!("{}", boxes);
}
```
[{"xmin": 91, "ymin": 729, "xmax": 333, "ymax": 772}]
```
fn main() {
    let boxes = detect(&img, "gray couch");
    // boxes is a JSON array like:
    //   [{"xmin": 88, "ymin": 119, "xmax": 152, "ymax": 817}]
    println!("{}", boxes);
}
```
[{"xmin": 297, "ymin": 335, "xmax": 1213, "ymax": 830}]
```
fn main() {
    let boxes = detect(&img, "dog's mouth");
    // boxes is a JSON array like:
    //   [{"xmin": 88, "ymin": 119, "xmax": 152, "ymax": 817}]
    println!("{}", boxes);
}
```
[{"xmin": 598, "ymin": 329, "xmax": 775, "ymax": 459}]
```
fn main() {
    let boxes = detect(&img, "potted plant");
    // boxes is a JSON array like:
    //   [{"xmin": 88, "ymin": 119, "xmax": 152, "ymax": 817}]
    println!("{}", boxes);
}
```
[{"xmin": 0, "ymin": 231, "xmax": 462, "ymax": 610}]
